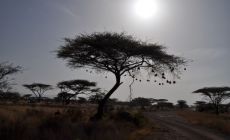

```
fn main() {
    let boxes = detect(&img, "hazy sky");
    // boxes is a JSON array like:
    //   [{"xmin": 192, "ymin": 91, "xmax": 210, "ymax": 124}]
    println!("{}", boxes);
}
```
[{"xmin": 1, "ymin": 0, "xmax": 230, "ymax": 105}]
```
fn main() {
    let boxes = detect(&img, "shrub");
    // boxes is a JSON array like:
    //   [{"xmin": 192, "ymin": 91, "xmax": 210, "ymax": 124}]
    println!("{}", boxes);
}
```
[{"xmin": 113, "ymin": 111, "xmax": 148, "ymax": 127}]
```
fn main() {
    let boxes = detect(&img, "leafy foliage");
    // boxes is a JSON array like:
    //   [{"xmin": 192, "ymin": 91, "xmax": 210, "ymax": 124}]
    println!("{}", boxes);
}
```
[{"xmin": 57, "ymin": 32, "xmax": 186, "ymax": 76}]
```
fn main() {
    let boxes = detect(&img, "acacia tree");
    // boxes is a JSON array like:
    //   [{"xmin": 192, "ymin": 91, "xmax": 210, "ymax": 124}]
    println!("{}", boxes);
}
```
[
  {"xmin": 130, "ymin": 97, "xmax": 153, "ymax": 107},
  {"xmin": 57, "ymin": 79, "xmax": 96, "ymax": 104},
  {"xmin": 177, "ymin": 100, "xmax": 188, "ymax": 109},
  {"xmin": 154, "ymin": 99, "xmax": 169, "ymax": 110},
  {"xmin": 88, "ymin": 92, "xmax": 105, "ymax": 104},
  {"xmin": 56, "ymin": 92, "xmax": 74, "ymax": 104},
  {"xmin": 0, "ymin": 62, "xmax": 22, "ymax": 92},
  {"xmin": 23, "ymin": 83, "xmax": 52, "ymax": 101},
  {"xmin": 56, "ymin": 32, "xmax": 186, "ymax": 120},
  {"xmin": 193, "ymin": 87, "xmax": 230, "ymax": 115}
]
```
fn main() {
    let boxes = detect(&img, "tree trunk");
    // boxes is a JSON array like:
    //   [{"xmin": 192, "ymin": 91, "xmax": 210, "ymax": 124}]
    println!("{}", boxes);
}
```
[
  {"xmin": 38, "ymin": 94, "xmax": 42, "ymax": 102},
  {"xmin": 215, "ymin": 105, "xmax": 219, "ymax": 115},
  {"xmin": 91, "ymin": 74, "xmax": 122, "ymax": 120}
]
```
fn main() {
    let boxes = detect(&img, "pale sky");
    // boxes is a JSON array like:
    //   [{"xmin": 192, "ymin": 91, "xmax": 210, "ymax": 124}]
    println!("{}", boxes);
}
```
[{"xmin": 1, "ymin": 0, "xmax": 230, "ymax": 105}]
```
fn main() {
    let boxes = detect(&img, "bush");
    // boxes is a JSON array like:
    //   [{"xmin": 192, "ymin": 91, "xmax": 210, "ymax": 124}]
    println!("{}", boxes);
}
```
[
  {"xmin": 113, "ymin": 111, "xmax": 148, "ymax": 127},
  {"xmin": 64, "ymin": 108, "xmax": 89, "ymax": 122},
  {"xmin": 0, "ymin": 92, "xmax": 21, "ymax": 102},
  {"xmin": 133, "ymin": 112, "xmax": 148, "ymax": 127}
]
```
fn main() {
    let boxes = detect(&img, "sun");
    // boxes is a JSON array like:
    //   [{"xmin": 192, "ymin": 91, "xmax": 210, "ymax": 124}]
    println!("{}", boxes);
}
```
[{"xmin": 134, "ymin": 0, "xmax": 158, "ymax": 19}]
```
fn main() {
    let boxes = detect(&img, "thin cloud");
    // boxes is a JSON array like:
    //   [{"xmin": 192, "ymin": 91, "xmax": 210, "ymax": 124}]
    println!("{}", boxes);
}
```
[
  {"xmin": 47, "ymin": 0, "xmax": 78, "ymax": 19},
  {"xmin": 57, "ymin": 5, "xmax": 78, "ymax": 19}
]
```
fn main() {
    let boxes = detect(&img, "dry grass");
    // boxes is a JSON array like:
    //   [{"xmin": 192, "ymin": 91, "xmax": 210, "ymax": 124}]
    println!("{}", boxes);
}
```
[
  {"xmin": 0, "ymin": 104, "xmax": 155, "ymax": 140},
  {"xmin": 177, "ymin": 110, "xmax": 230, "ymax": 134}
]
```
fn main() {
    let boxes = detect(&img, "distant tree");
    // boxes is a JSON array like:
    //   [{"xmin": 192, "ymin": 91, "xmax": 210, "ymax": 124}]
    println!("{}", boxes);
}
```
[
  {"xmin": 130, "ymin": 97, "xmax": 152, "ymax": 107},
  {"xmin": 177, "ymin": 100, "xmax": 188, "ymax": 109},
  {"xmin": 194, "ymin": 101, "xmax": 206, "ymax": 112},
  {"xmin": 223, "ymin": 103, "xmax": 230, "ymax": 113},
  {"xmin": 56, "ymin": 79, "xmax": 96, "ymax": 104},
  {"xmin": 56, "ymin": 92, "xmax": 75, "ymax": 104},
  {"xmin": 88, "ymin": 92, "xmax": 105, "ymax": 104},
  {"xmin": 160, "ymin": 102, "xmax": 174, "ymax": 109},
  {"xmin": 193, "ymin": 87, "xmax": 230, "ymax": 115},
  {"xmin": 154, "ymin": 99, "xmax": 169, "ymax": 110},
  {"xmin": 78, "ymin": 97, "xmax": 87, "ymax": 104},
  {"xmin": 22, "ymin": 94, "xmax": 32, "ymax": 98},
  {"xmin": 195, "ymin": 101, "xmax": 206, "ymax": 105},
  {"xmin": 0, "ymin": 62, "xmax": 22, "ymax": 92},
  {"xmin": 22, "ymin": 94, "xmax": 32, "ymax": 102},
  {"xmin": 23, "ymin": 83, "xmax": 52, "ymax": 101},
  {"xmin": 155, "ymin": 99, "xmax": 168, "ymax": 103},
  {"xmin": 108, "ymin": 98, "xmax": 119, "ymax": 104},
  {"xmin": 57, "ymin": 32, "xmax": 187, "ymax": 120},
  {"xmin": 0, "ymin": 91, "xmax": 20, "ymax": 102}
]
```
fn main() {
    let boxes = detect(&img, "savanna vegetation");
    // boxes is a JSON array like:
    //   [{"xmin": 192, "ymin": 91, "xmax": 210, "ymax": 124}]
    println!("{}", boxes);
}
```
[
  {"xmin": 0, "ymin": 104, "xmax": 155, "ymax": 140},
  {"xmin": 1, "ymin": 32, "xmax": 230, "ymax": 139}
]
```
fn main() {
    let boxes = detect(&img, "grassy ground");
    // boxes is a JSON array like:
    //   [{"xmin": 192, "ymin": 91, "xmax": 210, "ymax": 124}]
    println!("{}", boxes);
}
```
[
  {"xmin": 0, "ymin": 104, "xmax": 155, "ymax": 140},
  {"xmin": 177, "ymin": 110, "xmax": 230, "ymax": 134}
]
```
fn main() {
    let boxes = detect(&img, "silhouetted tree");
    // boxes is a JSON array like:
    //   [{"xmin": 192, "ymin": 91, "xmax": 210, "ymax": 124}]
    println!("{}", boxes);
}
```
[
  {"xmin": 194, "ymin": 101, "xmax": 206, "ymax": 112},
  {"xmin": 108, "ymin": 98, "xmax": 119, "ymax": 104},
  {"xmin": 0, "ymin": 62, "xmax": 22, "ymax": 92},
  {"xmin": 23, "ymin": 83, "xmax": 52, "ymax": 101},
  {"xmin": 78, "ymin": 97, "xmax": 87, "ymax": 103},
  {"xmin": 22, "ymin": 94, "xmax": 32, "ymax": 98},
  {"xmin": 57, "ymin": 79, "xmax": 96, "ymax": 104},
  {"xmin": 88, "ymin": 92, "xmax": 105, "ymax": 104},
  {"xmin": 130, "ymin": 97, "xmax": 153, "ymax": 107},
  {"xmin": 193, "ymin": 87, "xmax": 230, "ymax": 115},
  {"xmin": 177, "ymin": 100, "xmax": 188, "ymax": 109},
  {"xmin": 155, "ymin": 99, "xmax": 169, "ymax": 110},
  {"xmin": 155, "ymin": 99, "xmax": 168, "ymax": 103},
  {"xmin": 57, "ymin": 32, "xmax": 187, "ymax": 120},
  {"xmin": 22, "ymin": 94, "xmax": 32, "ymax": 102},
  {"xmin": 223, "ymin": 103, "xmax": 230, "ymax": 113},
  {"xmin": 56, "ymin": 92, "xmax": 75, "ymax": 104},
  {"xmin": 0, "ymin": 91, "xmax": 20, "ymax": 102},
  {"xmin": 159, "ymin": 102, "xmax": 174, "ymax": 109},
  {"xmin": 195, "ymin": 101, "xmax": 206, "ymax": 105}
]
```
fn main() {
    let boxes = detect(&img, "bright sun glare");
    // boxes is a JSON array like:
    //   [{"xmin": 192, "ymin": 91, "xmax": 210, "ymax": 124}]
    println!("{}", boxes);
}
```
[{"xmin": 134, "ymin": 0, "xmax": 158, "ymax": 19}]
